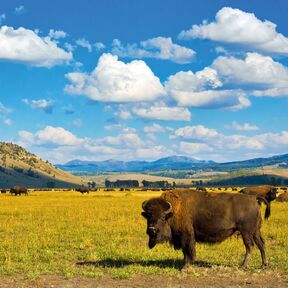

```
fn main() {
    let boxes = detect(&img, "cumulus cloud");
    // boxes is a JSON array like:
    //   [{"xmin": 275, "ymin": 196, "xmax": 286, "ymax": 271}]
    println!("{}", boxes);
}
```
[
  {"xmin": 179, "ymin": 7, "xmax": 288, "ymax": 54},
  {"xmin": 132, "ymin": 102, "xmax": 192, "ymax": 121},
  {"xmin": 179, "ymin": 142, "xmax": 213, "ymax": 154},
  {"xmin": 173, "ymin": 124, "xmax": 288, "ymax": 161},
  {"xmin": 22, "ymin": 98, "xmax": 55, "ymax": 114},
  {"xmin": 18, "ymin": 126, "xmax": 174, "ymax": 163},
  {"xmin": 0, "ymin": 26, "xmax": 72, "ymax": 67},
  {"xmin": 230, "ymin": 121, "xmax": 259, "ymax": 131},
  {"xmin": 65, "ymin": 53, "xmax": 165, "ymax": 103},
  {"xmin": 112, "ymin": 37, "xmax": 195, "ymax": 64},
  {"xmin": 19, "ymin": 126, "xmax": 83, "ymax": 147},
  {"xmin": 174, "ymin": 125, "xmax": 219, "ymax": 139},
  {"xmin": 76, "ymin": 38, "xmax": 92, "ymax": 52},
  {"xmin": 166, "ymin": 68, "xmax": 250, "ymax": 110},
  {"xmin": 213, "ymin": 53, "xmax": 288, "ymax": 89}
]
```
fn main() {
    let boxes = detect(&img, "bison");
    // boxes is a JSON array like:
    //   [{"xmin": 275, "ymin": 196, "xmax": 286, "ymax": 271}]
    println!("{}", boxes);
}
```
[
  {"xmin": 276, "ymin": 192, "xmax": 288, "ymax": 202},
  {"xmin": 142, "ymin": 189, "xmax": 270, "ymax": 269},
  {"xmin": 10, "ymin": 186, "xmax": 28, "ymax": 196},
  {"xmin": 75, "ymin": 187, "xmax": 90, "ymax": 194},
  {"xmin": 239, "ymin": 185, "xmax": 277, "ymax": 202}
]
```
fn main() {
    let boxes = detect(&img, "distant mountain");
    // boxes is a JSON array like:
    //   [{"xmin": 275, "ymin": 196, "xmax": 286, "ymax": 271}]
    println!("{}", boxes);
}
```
[
  {"xmin": 57, "ymin": 155, "xmax": 215, "ymax": 173},
  {"xmin": 0, "ymin": 142, "xmax": 83, "ymax": 188},
  {"xmin": 57, "ymin": 153, "xmax": 288, "ymax": 174}
]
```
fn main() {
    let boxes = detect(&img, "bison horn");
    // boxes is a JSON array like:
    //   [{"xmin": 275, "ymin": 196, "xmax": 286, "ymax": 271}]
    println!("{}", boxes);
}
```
[
  {"xmin": 164, "ymin": 201, "xmax": 173, "ymax": 214},
  {"xmin": 142, "ymin": 200, "xmax": 149, "ymax": 211}
]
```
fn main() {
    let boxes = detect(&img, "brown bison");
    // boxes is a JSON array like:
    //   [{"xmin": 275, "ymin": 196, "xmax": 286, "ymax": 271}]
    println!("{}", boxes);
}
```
[
  {"xmin": 239, "ymin": 185, "xmax": 277, "ymax": 202},
  {"xmin": 276, "ymin": 192, "xmax": 288, "ymax": 202},
  {"xmin": 75, "ymin": 187, "xmax": 90, "ymax": 194},
  {"xmin": 10, "ymin": 186, "xmax": 28, "ymax": 196},
  {"xmin": 142, "ymin": 189, "xmax": 270, "ymax": 269}
]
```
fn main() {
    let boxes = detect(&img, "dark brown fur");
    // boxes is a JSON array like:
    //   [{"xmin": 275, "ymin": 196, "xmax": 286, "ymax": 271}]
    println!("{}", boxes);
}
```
[
  {"xmin": 142, "ymin": 189, "xmax": 270, "ymax": 269},
  {"xmin": 239, "ymin": 185, "xmax": 277, "ymax": 202},
  {"xmin": 75, "ymin": 187, "xmax": 90, "ymax": 194},
  {"xmin": 10, "ymin": 185, "xmax": 28, "ymax": 196}
]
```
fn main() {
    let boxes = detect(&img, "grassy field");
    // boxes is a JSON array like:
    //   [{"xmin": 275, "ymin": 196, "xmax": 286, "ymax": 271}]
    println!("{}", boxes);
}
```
[{"xmin": 0, "ymin": 189, "xmax": 287, "ymax": 285}]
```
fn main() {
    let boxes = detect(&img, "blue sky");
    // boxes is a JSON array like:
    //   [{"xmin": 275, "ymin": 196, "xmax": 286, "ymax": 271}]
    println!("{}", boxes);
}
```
[{"xmin": 0, "ymin": 0, "xmax": 288, "ymax": 163}]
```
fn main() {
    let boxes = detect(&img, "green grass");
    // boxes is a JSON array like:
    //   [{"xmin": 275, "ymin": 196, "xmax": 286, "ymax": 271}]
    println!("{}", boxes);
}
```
[{"xmin": 0, "ymin": 190, "xmax": 287, "ymax": 280}]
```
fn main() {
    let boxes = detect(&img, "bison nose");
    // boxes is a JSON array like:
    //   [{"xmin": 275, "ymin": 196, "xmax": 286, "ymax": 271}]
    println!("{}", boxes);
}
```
[{"xmin": 147, "ymin": 227, "xmax": 157, "ymax": 236}]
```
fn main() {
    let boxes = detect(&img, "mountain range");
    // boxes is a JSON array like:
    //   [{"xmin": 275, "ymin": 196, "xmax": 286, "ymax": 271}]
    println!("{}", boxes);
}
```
[{"xmin": 56, "ymin": 154, "xmax": 288, "ymax": 173}]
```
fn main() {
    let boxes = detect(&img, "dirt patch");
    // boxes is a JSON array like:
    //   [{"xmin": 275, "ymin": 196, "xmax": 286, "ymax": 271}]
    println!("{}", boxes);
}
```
[{"xmin": 1, "ymin": 270, "xmax": 287, "ymax": 288}]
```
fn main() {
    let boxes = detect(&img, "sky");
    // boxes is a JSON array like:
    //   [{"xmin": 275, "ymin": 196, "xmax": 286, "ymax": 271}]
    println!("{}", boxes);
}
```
[{"xmin": 0, "ymin": 0, "xmax": 288, "ymax": 164}]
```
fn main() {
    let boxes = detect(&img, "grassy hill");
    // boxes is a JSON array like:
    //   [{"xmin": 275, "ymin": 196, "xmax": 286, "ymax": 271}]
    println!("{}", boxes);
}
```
[{"xmin": 0, "ymin": 142, "xmax": 85, "ymax": 188}]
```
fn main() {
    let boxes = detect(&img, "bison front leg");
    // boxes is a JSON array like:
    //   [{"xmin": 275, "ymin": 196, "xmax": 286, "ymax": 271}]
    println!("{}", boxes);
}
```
[{"xmin": 181, "ymin": 233, "xmax": 196, "ymax": 270}]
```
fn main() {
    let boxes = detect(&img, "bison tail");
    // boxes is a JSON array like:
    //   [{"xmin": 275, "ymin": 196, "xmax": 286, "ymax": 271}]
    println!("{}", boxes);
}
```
[{"xmin": 257, "ymin": 196, "xmax": 271, "ymax": 219}]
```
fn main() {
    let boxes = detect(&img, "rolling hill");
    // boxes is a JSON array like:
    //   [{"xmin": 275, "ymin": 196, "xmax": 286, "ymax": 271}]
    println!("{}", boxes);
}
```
[{"xmin": 0, "ymin": 142, "xmax": 84, "ymax": 188}]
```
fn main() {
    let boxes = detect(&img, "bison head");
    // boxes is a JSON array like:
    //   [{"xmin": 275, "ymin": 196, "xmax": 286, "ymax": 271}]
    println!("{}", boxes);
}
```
[
  {"xmin": 141, "ymin": 198, "xmax": 173, "ymax": 249},
  {"xmin": 266, "ymin": 187, "xmax": 278, "ymax": 202}
]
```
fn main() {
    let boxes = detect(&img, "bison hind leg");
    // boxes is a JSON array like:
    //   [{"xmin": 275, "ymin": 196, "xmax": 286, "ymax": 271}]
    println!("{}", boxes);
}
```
[
  {"xmin": 240, "ymin": 232, "xmax": 255, "ymax": 268},
  {"xmin": 253, "ymin": 231, "xmax": 267, "ymax": 268}
]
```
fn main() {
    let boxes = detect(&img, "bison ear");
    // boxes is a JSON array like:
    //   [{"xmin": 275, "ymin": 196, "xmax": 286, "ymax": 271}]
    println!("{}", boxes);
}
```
[{"xmin": 141, "ymin": 212, "xmax": 148, "ymax": 218}]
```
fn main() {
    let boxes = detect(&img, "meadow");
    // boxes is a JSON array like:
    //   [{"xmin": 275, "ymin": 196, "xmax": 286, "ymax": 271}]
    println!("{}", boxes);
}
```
[{"xmin": 0, "ymin": 189, "xmax": 287, "ymax": 286}]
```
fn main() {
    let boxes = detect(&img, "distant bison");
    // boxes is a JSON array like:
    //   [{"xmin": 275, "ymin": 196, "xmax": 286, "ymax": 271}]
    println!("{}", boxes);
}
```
[
  {"xmin": 10, "ymin": 186, "xmax": 28, "ymax": 196},
  {"xmin": 1, "ymin": 189, "xmax": 7, "ymax": 194},
  {"xmin": 142, "ymin": 189, "xmax": 270, "ymax": 269},
  {"xmin": 239, "ymin": 185, "xmax": 277, "ymax": 202},
  {"xmin": 75, "ymin": 187, "xmax": 90, "ymax": 194},
  {"xmin": 276, "ymin": 192, "xmax": 288, "ymax": 202}
]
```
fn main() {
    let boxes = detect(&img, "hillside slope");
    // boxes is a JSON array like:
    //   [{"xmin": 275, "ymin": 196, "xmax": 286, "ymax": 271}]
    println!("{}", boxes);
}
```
[{"xmin": 0, "ymin": 142, "xmax": 84, "ymax": 188}]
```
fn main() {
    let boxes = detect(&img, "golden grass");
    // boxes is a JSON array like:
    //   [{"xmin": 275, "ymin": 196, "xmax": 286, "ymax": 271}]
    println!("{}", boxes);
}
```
[{"xmin": 0, "ymin": 189, "xmax": 287, "ymax": 280}]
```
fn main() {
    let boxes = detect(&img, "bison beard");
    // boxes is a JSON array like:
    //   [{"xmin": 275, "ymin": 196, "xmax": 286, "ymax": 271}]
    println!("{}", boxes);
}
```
[{"xmin": 142, "ymin": 189, "xmax": 270, "ymax": 269}]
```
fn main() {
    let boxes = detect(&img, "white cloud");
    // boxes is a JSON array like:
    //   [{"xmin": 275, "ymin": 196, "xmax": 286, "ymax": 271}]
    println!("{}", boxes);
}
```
[
  {"xmin": 65, "ymin": 53, "xmax": 166, "ymax": 103},
  {"xmin": 76, "ymin": 38, "xmax": 92, "ymax": 52},
  {"xmin": 179, "ymin": 142, "xmax": 213, "ymax": 154},
  {"xmin": 166, "ymin": 69, "xmax": 249, "ymax": 110},
  {"xmin": 112, "ymin": 36, "xmax": 195, "ymax": 64},
  {"xmin": 174, "ymin": 125, "xmax": 219, "ymax": 139},
  {"xmin": 18, "ymin": 125, "xmax": 176, "ymax": 163},
  {"xmin": 213, "ymin": 53, "xmax": 288, "ymax": 89},
  {"xmin": 49, "ymin": 29, "xmax": 67, "ymax": 39},
  {"xmin": 19, "ymin": 126, "xmax": 83, "ymax": 146},
  {"xmin": 143, "ymin": 123, "xmax": 168, "ymax": 134},
  {"xmin": 132, "ymin": 102, "xmax": 192, "ymax": 121},
  {"xmin": 179, "ymin": 7, "xmax": 288, "ymax": 55},
  {"xmin": 22, "ymin": 98, "xmax": 55, "ymax": 114},
  {"xmin": 0, "ymin": 26, "xmax": 72, "ymax": 67},
  {"xmin": 230, "ymin": 121, "xmax": 259, "ymax": 131},
  {"xmin": 172, "ymin": 124, "xmax": 288, "ymax": 161},
  {"xmin": 94, "ymin": 42, "xmax": 105, "ymax": 50}
]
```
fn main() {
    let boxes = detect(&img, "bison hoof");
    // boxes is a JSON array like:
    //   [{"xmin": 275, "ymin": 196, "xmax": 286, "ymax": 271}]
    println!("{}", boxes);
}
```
[{"xmin": 262, "ymin": 263, "xmax": 268, "ymax": 269}]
